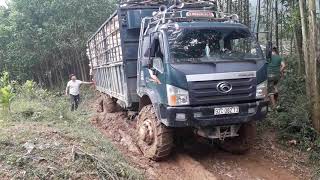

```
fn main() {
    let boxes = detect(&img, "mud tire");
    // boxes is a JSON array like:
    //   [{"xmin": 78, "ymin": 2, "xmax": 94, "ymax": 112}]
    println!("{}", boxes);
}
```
[
  {"xmin": 219, "ymin": 121, "xmax": 257, "ymax": 154},
  {"xmin": 136, "ymin": 105, "xmax": 173, "ymax": 161}
]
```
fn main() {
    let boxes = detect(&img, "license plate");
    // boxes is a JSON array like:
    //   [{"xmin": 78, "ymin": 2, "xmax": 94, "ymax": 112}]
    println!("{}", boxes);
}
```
[{"xmin": 214, "ymin": 106, "xmax": 239, "ymax": 115}]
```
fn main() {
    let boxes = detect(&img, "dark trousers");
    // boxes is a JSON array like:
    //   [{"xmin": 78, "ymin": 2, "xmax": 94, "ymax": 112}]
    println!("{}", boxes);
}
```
[{"xmin": 70, "ymin": 94, "xmax": 80, "ymax": 111}]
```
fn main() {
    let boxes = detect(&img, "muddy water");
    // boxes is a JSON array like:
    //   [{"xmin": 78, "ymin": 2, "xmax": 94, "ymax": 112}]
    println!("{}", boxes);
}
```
[{"xmin": 91, "ymin": 109, "xmax": 312, "ymax": 180}]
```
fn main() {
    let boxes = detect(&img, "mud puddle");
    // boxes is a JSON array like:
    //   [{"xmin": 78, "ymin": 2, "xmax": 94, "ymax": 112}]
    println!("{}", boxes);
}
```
[{"xmin": 90, "ymin": 100, "xmax": 313, "ymax": 180}]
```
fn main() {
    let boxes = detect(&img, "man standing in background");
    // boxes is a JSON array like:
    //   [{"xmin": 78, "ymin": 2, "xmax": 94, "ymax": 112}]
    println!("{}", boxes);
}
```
[
  {"xmin": 268, "ymin": 47, "xmax": 286, "ymax": 110},
  {"xmin": 65, "ymin": 74, "xmax": 93, "ymax": 111}
]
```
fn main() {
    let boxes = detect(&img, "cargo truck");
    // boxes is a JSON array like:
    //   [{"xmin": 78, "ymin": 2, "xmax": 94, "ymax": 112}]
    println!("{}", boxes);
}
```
[{"xmin": 87, "ymin": 0, "xmax": 269, "ymax": 160}]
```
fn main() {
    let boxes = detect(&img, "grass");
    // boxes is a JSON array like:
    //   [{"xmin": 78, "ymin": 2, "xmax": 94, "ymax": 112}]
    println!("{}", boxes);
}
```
[{"xmin": 0, "ymin": 87, "xmax": 143, "ymax": 179}]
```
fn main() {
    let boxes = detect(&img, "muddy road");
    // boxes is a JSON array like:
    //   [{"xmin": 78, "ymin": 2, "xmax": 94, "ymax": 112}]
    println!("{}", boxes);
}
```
[{"xmin": 90, "ymin": 99, "xmax": 313, "ymax": 180}]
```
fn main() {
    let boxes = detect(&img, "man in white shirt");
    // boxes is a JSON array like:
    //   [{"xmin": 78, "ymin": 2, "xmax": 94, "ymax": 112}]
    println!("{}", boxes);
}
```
[{"xmin": 65, "ymin": 74, "xmax": 93, "ymax": 111}]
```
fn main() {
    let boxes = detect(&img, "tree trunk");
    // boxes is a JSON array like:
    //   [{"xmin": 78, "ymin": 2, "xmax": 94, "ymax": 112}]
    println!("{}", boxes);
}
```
[
  {"xmin": 239, "ymin": 0, "xmax": 242, "ymax": 23},
  {"xmin": 78, "ymin": 59, "xmax": 85, "ymax": 81},
  {"xmin": 82, "ymin": 60, "xmax": 88, "ymax": 81},
  {"xmin": 294, "ymin": 26, "xmax": 303, "ymax": 74},
  {"xmin": 280, "ymin": 0, "xmax": 284, "ymax": 54},
  {"xmin": 257, "ymin": 0, "xmax": 261, "ymax": 40},
  {"xmin": 308, "ymin": 0, "xmax": 320, "ymax": 132},
  {"xmin": 46, "ymin": 66, "xmax": 53, "ymax": 89},
  {"xmin": 290, "ymin": 33, "xmax": 293, "ymax": 55},
  {"xmin": 270, "ymin": 0, "xmax": 274, "ymax": 43},
  {"xmin": 275, "ymin": 0, "xmax": 279, "ymax": 48},
  {"xmin": 299, "ymin": 0, "xmax": 310, "ymax": 96},
  {"xmin": 246, "ymin": 0, "xmax": 250, "ymax": 27},
  {"xmin": 266, "ymin": 0, "xmax": 269, "ymax": 33},
  {"xmin": 59, "ymin": 69, "xmax": 65, "ymax": 87}
]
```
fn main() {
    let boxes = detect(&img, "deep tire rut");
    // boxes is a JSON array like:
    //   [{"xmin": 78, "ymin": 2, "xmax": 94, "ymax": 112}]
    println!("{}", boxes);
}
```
[{"xmin": 90, "ymin": 98, "xmax": 312, "ymax": 180}]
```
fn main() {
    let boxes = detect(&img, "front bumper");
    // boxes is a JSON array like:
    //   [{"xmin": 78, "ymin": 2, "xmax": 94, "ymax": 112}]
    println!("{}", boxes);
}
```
[{"xmin": 159, "ymin": 100, "xmax": 268, "ymax": 127}]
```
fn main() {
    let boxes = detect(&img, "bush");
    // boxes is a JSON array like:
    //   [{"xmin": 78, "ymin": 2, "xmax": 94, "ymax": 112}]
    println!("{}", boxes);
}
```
[
  {"xmin": 10, "ymin": 87, "xmax": 67, "ymax": 122},
  {"xmin": 0, "ymin": 72, "xmax": 15, "ymax": 111},
  {"xmin": 267, "ymin": 56, "xmax": 320, "ymax": 161},
  {"xmin": 21, "ymin": 80, "xmax": 36, "ymax": 97},
  {"xmin": 0, "ymin": 71, "xmax": 10, "ymax": 87},
  {"xmin": 6, "ymin": 80, "xmax": 95, "ymax": 123},
  {"xmin": 0, "ymin": 86, "xmax": 15, "ymax": 110}
]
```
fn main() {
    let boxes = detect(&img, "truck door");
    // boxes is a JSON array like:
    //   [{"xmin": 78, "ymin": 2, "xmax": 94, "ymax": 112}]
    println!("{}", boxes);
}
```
[
  {"xmin": 137, "ymin": 33, "xmax": 150, "ymax": 92},
  {"xmin": 137, "ymin": 32, "xmax": 166, "ymax": 102}
]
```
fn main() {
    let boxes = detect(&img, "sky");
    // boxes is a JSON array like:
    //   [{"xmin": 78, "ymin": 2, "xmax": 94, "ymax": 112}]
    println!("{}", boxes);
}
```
[{"xmin": 0, "ymin": 0, "xmax": 7, "ymax": 7}]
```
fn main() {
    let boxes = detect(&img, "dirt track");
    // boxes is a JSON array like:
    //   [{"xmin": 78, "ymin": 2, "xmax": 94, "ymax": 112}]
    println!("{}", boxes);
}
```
[{"xmin": 90, "ymin": 100, "xmax": 313, "ymax": 180}]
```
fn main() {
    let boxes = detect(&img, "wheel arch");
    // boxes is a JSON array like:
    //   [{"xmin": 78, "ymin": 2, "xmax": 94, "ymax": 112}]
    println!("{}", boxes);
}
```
[
  {"xmin": 138, "ymin": 90, "xmax": 162, "ymax": 123},
  {"xmin": 138, "ymin": 88, "xmax": 162, "ymax": 110},
  {"xmin": 139, "ymin": 95, "xmax": 152, "ymax": 111}
]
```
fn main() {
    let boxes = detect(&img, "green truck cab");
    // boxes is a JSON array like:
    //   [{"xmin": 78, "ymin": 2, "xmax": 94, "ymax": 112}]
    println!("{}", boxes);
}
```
[{"xmin": 87, "ymin": 1, "xmax": 269, "ymax": 160}]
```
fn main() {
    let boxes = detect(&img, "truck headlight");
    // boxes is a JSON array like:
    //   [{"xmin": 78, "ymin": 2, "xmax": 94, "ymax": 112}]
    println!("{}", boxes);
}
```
[
  {"xmin": 167, "ymin": 84, "xmax": 189, "ymax": 106},
  {"xmin": 256, "ymin": 80, "xmax": 268, "ymax": 99}
]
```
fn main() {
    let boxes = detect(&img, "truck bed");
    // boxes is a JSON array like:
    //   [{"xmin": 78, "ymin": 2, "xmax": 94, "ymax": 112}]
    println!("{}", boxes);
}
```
[{"xmin": 87, "ymin": 6, "xmax": 158, "ymax": 107}]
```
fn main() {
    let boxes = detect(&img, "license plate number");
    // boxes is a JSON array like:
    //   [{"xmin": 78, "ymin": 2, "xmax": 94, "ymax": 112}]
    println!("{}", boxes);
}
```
[{"xmin": 214, "ymin": 106, "xmax": 239, "ymax": 115}]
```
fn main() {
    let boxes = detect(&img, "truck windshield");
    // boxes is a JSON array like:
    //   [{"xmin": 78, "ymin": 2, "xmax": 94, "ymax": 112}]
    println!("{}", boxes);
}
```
[{"xmin": 168, "ymin": 28, "xmax": 263, "ymax": 63}]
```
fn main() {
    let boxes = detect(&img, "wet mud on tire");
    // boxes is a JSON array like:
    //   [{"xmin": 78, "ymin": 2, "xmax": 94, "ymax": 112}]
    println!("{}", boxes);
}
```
[{"xmin": 136, "ymin": 105, "xmax": 173, "ymax": 161}]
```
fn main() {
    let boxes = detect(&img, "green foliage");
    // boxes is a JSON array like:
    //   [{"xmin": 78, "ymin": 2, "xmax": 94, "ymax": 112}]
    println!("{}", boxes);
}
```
[
  {"xmin": 266, "ymin": 56, "xmax": 320, "ymax": 162},
  {"xmin": 0, "ymin": 87, "xmax": 11, "ymax": 108},
  {"xmin": 23, "ymin": 80, "xmax": 35, "ymax": 92},
  {"xmin": 0, "ymin": 85, "xmax": 14, "ymax": 109},
  {"xmin": 0, "ymin": 0, "xmax": 116, "ymax": 86},
  {"xmin": 20, "ymin": 80, "xmax": 36, "ymax": 98},
  {"xmin": 0, "ymin": 71, "xmax": 15, "ymax": 110},
  {"xmin": 0, "ymin": 71, "xmax": 10, "ymax": 87}
]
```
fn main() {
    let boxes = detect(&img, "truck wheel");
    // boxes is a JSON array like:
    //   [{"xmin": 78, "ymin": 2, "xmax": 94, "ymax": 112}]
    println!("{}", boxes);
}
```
[
  {"xmin": 136, "ymin": 105, "xmax": 173, "ymax": 160},
  {"xmin": 219, "ymin": 121, "xmax": 256, "ymax": 154}
]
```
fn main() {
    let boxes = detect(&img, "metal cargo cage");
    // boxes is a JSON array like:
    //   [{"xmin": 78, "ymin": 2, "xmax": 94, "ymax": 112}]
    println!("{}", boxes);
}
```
[{"xmin": 87, "ymin": 7, "xmax": 157, "ymax": 107}]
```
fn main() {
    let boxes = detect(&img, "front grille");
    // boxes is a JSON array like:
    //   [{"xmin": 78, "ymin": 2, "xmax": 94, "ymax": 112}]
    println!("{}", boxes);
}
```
[{"xmin": 188, "ymin": 78, "xmax": 256, "ymax": 105}]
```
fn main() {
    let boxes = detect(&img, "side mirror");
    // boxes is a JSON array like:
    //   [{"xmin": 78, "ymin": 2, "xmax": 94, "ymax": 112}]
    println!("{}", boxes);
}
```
[{"xmin": 152, "ymin": 57, "xmax": 164, "ymax": 73}]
